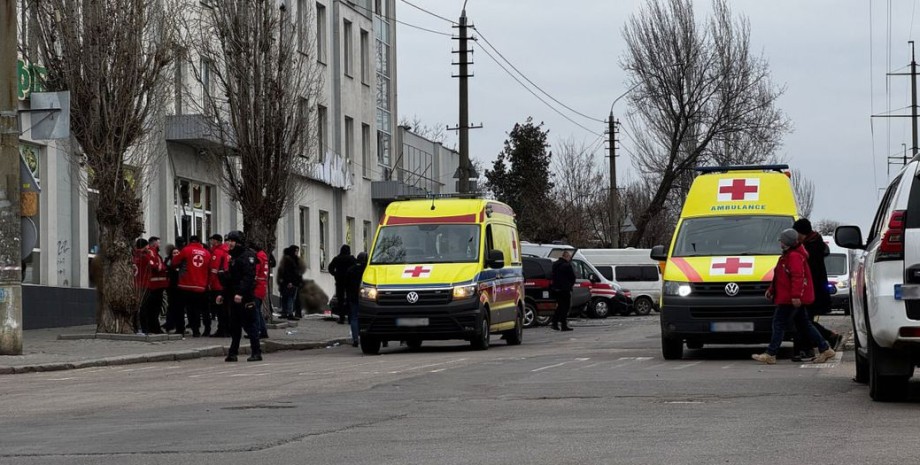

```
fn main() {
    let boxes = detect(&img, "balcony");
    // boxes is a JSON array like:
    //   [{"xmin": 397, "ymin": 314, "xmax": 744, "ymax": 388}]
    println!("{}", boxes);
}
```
[
  {"xmin": 165, "ymin": 114, "xmax": 236, "ymax": 151},
  {"xmin": 293, "ymin": 149, "xmax": 354, "ymax": 190}
]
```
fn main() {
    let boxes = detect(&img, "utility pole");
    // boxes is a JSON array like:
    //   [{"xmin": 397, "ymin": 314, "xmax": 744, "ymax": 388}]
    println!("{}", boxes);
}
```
[
  {"xmin": 608, "ymin": 113, "xmax": 619, "ymax": 248},
  {"xmin": 449, "ymin": 7, "xmax": 481, "ymax": 193},
  {"xmin": 0, "ymin": 0, "xmax": 23, "ymax": 355},
  {"xmin": 874, "ymin": 41, "xmax": 919, "ymax": 166}
]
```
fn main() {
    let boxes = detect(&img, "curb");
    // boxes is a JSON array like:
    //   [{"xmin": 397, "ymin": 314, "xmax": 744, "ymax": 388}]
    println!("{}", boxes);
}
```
[{"xmin": 0, "ymin": 338, "xmax": 349, "ymax": 375}]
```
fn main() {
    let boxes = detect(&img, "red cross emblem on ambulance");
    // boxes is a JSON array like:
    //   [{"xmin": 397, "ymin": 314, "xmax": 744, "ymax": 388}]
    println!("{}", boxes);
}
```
[
  {"xmin": 710, "ymin": 257, "xmax": 755, "ymax": 276},
  {"xmin": 717, "ymin": 178, "xmax": 759, "ymax": 202},
  {"xmin": 403, "ymin": 265, "xmax": 432, "ymax": 278}
]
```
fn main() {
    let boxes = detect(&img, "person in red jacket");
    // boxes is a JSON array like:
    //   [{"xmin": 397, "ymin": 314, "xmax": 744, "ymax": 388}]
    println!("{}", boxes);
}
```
[
  {"xmin": 252, "ymin": 243, "xmax": 271, "ymax": 339},
  {"xmin": 208, "ymin": 234, "xmax": 231, "ymax": 337},
  {"xmin": 172, "ymin": 235, "xmax": 212, "ymax": 337},
  {"xmin": 753, "ymin": 229, "xmax": 835, "ymax": 365},
  {"xmin": 133, "ymin": 238, "xmax": 167, "ymax": 335}
]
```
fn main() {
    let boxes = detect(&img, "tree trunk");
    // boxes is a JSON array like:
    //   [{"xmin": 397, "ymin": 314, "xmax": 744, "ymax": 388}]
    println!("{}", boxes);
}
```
[
  {"xmin": 628, "ymin": 171, "xmax": 677, "ymax": 248},
  {"xmin": 95, "ymin": 224, "xmax": 138, "ymax": 334}
]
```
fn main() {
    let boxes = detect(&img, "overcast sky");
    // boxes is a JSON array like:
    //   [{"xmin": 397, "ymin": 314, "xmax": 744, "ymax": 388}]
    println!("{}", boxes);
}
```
[{"xmin": 395, "ymin": 0, "xmax": 916, "ymax": 231}]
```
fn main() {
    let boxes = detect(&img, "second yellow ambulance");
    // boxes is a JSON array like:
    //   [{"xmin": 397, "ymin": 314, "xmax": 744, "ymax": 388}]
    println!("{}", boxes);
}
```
[{"xmin": 650, "ymin": 165, "xmax": 798, "ymax": 359}]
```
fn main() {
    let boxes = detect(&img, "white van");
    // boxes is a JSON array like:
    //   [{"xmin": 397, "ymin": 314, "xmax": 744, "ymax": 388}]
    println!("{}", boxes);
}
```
[
  {"xmin": 580, "ymin": 248, "xmax": 662, "ymax": 315},
  {"xmin": 520, "ymin": 242, "xmax": 635, "ymax": 318},
  {"xmin": 823, "ymin": 235, "xmax": 850, "ymax": 315}
]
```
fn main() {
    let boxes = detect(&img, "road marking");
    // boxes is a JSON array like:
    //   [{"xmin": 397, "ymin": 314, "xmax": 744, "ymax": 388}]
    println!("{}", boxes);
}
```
[
  {"xmin": 575, "ymin": 357, "xmax": 591, "ymax": 361},
  {"xmin": 673, "ymin": 361, "xmax": 703, "ymax": 370},
  {"xmin": 617, "ymin": 357, "xmax": 653, "ymax": 361},
  {"xmin": 430, "ymin": 368, "xmax": 447, "ymax": 373},
  {"xmin": 721, "ymin": 363, "xmax": 736, "ymax": 369},
  {"xmin": 532, "ymin": 362, "xmax": 569, "ymax": 372},
  {"xmin": 45, "ymin": 377, "xmax": 76, "ymax": 381},
  {"xmin": 229, "ymin": 373, "xmax": 270, "ymax": 377}
]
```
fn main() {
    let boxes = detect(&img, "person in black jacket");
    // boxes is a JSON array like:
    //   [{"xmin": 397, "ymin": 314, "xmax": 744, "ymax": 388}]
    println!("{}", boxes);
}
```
[
  {"xmin": 551, "ymin": 251, "xmax": 577, "ymax": 331},
  {"xmin": 277, "ymin": 245, "xmax": 306, "ymax": 320},
  {"xmin": 345, "ymin": 252, "xmax": 368, "ymax": 347},
  {"xmin": 792, "ymin": 218, "xmax": 842, "ymax": 361},
  {"xmin": 222, "ymin": 230, "xmax": 262, "ymax": 362},
  {"xmin": 327, "ymin": 245, "xmax": 356, "ymax": 324}
]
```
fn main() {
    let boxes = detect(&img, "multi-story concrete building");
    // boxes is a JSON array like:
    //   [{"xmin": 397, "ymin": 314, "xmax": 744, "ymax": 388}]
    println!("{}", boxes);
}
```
[{"xmin": 15, "ymin": 0, "xmax": 463, "ymax": 329}]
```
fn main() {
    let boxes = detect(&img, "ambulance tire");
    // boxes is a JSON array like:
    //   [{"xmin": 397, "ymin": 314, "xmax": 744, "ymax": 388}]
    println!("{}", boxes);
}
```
[
  {"xmin": 634, "ymin": 297, "xmax": 654, "ymax": 316},
  {"xmin": 589, "ymin": 298, "xmax": 610, "ymax": 319},
  {"xmin": 504, "ymin": 306, "xmax": 524, "ymax": 346},
  {"xmin": 661, "ymin": 334, "xmax": 683, "ymax": 360},
  {"xmin": 471, "ymin": 310, "xmax": 490, "ymax": 351},
  {"xmin": 360, "ymin": 336, "xmax": 381, "ymax": 355}
]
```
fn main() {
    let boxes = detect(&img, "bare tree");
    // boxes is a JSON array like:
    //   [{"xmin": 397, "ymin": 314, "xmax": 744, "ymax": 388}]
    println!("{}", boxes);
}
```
[
  {"xmin": 186, "ymin": 1, "xmax": 322, "ymax": 252},
  {"xmin": 621, "ymin": 0, "xmax": 791, "ymax": 247},
  {"xmin": 791, "ymin": 169, "xmax": 815, "ymax": 218},
  {"xmin": 26, "ymin": 0, "xmax": 177, "ymax": 333},
  {"xmin": 812, "ymin": 219, "xmax": 840, "ymax": 236},
  {"xmin": 549, "ymin": 139, "xmax": 607, "ymax": 247},
  {"xmin": 399, "ymin": 115, "xmax": 448, "ymax": 145}
]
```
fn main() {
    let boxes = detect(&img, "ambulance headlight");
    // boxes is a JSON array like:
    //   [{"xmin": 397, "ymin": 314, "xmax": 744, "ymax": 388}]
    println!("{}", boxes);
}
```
[
  {"xmin": 360, "ymin": 285, "xmax": 378, "ymax": 301},
  {"xmin": 452, "ymin": 284, "xmax": 478, "ymax": 300},
  {"xmin": 664, "ymin": 281, "xmax": 692, "ymax": 297},
  {"xmin": 835, "ymin": 281, "xmax": 849, "ymax": 291}
]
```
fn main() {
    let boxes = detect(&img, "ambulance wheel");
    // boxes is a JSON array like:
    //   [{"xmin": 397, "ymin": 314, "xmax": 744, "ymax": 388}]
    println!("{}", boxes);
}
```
[
  {"xmin": 504, "ymin": 307, "xmax": 524, "ymax": 346},
  {"xmin": 360, "ymin": 336, "xmax": 381, "ymax": 355},
  {"xmin": 662, "ymin": 334, "xmax": 683, "ymax": 360},
  {"xmin": 406, "ymin": 339, "xmax": 422, "ymax": 350},
  {"xmin": 589, "ymin": 298, "xmax": 610, "ymax": 319},
  {"xmin": 471, "ymin": 311, "xmax": 490, "ymax": 350},
  {"xmin": 634, "ymin": 297, "xmax": 654, "ymax": 316}
]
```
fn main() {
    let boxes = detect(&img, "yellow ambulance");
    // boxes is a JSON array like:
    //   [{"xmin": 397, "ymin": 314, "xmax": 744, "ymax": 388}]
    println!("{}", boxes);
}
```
[
  {"xmin": 650, "ymin": 165, "xmax": 798, "ymax": 359},
  {"xmin": 358, "ymin": 196, "xmax": 525, "ymax": 354}
]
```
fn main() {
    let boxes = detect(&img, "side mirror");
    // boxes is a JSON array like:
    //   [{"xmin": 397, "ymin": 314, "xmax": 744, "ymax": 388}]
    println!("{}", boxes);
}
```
[
  {"xmin": 650, "ymin": 245, "xmax": 668, "ymax": 262},
  {"xmin": 589, "ymin": 274, "xmax": 600, "ymax": 283},
  {"xmin": 487, "ymin": 249, "xmax": 505, "ymax": 269},
  {"xmin": 835, "ymin": 226, "xmax": 865, "ymax": 250}
]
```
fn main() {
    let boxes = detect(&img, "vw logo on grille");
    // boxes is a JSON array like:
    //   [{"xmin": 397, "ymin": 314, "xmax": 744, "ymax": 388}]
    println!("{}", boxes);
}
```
[
  {"xmin": 406, "ymin": 291, "xmax": 420, "ymax": 304},
  {"xmin": 724, "ymin": 282, "xmax": 740, "ymax": 297}
]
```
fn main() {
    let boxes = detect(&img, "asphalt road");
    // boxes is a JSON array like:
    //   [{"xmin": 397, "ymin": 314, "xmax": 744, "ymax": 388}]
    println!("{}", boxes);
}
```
[{"xmin": 1, "ymin": 314, "xmax": 918, "ymax": 465}]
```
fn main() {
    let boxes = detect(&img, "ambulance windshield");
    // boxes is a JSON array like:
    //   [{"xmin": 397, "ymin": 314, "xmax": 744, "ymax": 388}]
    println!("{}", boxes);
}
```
[
  {"xmin": 371, "ymin": 224, "xmax": 481, "ymax": 264},
  {"xmin": 672, "ymin": 215, "xmax": 793, "ymax": 257}
]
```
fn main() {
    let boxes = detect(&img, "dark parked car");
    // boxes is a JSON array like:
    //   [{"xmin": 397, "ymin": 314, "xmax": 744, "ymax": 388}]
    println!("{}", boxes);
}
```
[{"xmin": 522, "ymin": 256, "xmax": 590, "ymax": 327}]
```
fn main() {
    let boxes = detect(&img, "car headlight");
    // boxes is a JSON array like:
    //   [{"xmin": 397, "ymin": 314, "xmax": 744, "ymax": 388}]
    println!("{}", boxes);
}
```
[
  {"xmin": 663, "ymin": 281, "xmax": 692, "ymax": 297},
  {"xmin": 835, "ymin": 281, "xmax": 849, "ymax": 290},
  {"xmin": 452, "ymin": 284, "xmax": 478, "ymax": 299},
  {"xmin": 359, "ymin": 285, "xmax": 378, "ymax": 301}
]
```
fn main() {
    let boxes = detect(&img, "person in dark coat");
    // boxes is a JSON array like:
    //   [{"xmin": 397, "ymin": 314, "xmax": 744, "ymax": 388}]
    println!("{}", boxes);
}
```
[
  {"xmin": 327, "ymin": 245, "xmax": 356, "ymax": 324},
  {"xmin": 551, "ymin": 251, "xmax": 577, "ymax": 331},
  {"xmin": 792, "ymin": 218, "xmax": 842, "ymax": 361},
  {"xmin": 344, "ymin": 252, "xmax": 368, "ymax": 347},
  {"xmin": 162, "ymin": 236, "xmax": 187, "ymax": 334},
  {"xmin": 222, "ymin": 230, "xmax": 262, "ymax": 362},
  {"xmin": 277, "ymin": 245, "xmax": 306, "ymax": 320}
]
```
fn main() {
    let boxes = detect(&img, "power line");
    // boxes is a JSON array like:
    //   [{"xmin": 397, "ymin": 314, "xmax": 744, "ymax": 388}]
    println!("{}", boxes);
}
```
[
  {"xmin": 475, "ymin": 27, "xmax": 606, "ymax": 124},
  {"xmin": 349, "ymin": 2, "xmax": 453, "ymax": 37},
  {"xmin": 399, "ymin": 0, "xmax": 457, "ymax": 25},
  {"xmin": 476, "ymin": 43, "xmax": 602, "ymax": 137}
]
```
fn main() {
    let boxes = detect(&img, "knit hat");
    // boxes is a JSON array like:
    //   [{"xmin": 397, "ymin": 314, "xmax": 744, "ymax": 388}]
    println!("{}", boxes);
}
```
[
  {"xmin": 793, "ymin": 218, "xmax": 813, "ymax": 235},
  {"xmin": 779, "ymin": 229, "xmax": 799, "ymax": 247}
]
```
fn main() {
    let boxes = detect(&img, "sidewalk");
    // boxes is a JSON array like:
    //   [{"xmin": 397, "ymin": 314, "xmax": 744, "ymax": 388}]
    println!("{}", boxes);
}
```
[{"xmin": 0, "ymin": 314, "xmax": 353, "ymax": 375}]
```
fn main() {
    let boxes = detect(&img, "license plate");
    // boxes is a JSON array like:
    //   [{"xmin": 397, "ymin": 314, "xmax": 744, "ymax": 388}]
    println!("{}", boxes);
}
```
[
  {"xmin": 396, "ymin": 318, "xmax": 429, "ymax": 327},
  {"xmin": 710, "ymin": 322, "xmax": 754, "ymax": 332}
]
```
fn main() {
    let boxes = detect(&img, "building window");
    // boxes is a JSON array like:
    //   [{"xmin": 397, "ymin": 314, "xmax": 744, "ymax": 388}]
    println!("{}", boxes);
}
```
[
  {"xmin": 363, "ymin": 220, "xmax": 372, "ymax": 253},
  {"xmin": 299, "ymin": 207, "xmax": 310, "ymax": 269},
  {"xmin": 377, "ymin": 131, "xmax": 390, "ymax": 167},
  {"xmin": 344, "ymin": 116, "xmax": 354, "ymax": 168},
  {"xmin": 200, "ymin": 58, "xmax": 213, "ymax": 103},
  {"xmin": 174, "ymin": 179, "xmax": 214, "ymax": 241},
  {"xmin": 343, "ymin": 20, "xmax": 353, "ymax": 77},
  {"xmin": 346, "ymin": 217, "xmax": 355, "ymax": 251},
  {"xmin": 317, "ymin": 104, "xmax": 327, "ymax": 161},
  {"xmin": 316, "ymin": 2, "xmax": 327, "ymax": 63},
  {"xmin": 361, "ymin": 123, "xmax": 370, "ymax": 178},
  {"xmin": 319, "ymin": 210, "xmax": 329, "ymax": 271},
  {"xmin": 360, "ymin": 29, "xmax": 370, "ymax": 84}
]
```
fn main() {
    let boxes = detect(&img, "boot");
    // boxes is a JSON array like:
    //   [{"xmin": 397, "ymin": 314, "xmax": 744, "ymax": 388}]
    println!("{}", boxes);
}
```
[
  {"xmin": 813, "ymin": 348, "xmax": 836, "ymax": 363},
  {"xmin": 561, "ymin": 326, "xmax": 574, "ymax": 332},
  {"xmin": 751, "ymin": 353, "xmax": 776, "ymax": 365}
]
